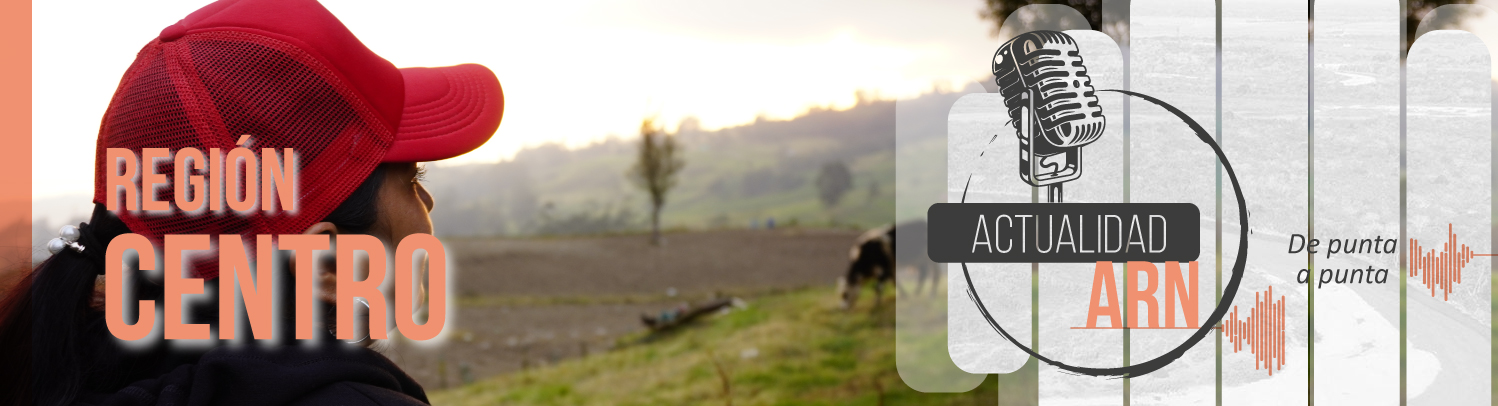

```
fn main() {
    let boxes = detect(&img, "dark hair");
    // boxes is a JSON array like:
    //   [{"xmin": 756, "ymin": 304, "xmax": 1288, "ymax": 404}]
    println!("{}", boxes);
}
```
[
  {"xmin": 0, "ymin": 165, "xmax": 389, "ymax": 406},
  {"xmin": 321, "ymin": 164, "xmax": 386, "ymax": 234}
]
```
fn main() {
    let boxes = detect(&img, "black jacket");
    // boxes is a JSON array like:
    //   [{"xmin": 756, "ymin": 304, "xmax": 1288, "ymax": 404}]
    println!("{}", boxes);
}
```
[{"xmin": 77, "ymin": 344, "xmax": 428, "ymax": 406}]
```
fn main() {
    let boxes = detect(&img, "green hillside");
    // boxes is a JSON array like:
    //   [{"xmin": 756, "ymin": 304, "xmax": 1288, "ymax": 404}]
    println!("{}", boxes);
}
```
[{"xmin": 431, "ymin": 287, "xmax": 999, "ymax": 405}]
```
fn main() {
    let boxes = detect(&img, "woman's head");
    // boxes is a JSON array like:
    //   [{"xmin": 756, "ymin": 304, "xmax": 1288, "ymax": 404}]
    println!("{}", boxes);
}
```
[
  {"xmin": 91, "ymin": 0, "xmax": 501, "ymax": 280},
  {"xmin": 301, "ymin": 162, "xmax": 437, "ymax": 342},
  {"xmin": 4, "ymin": 0, "xmax": 503, "ymax": 403},
  {"xmin": 312, "ymin": 163, "xmax": 436, "ymax": 244}
]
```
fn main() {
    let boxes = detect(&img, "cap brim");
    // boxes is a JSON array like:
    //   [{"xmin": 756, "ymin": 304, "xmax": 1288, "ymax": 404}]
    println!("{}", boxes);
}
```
[{"xmin": 381, "ymin": 63, "xmax": 504, "ymax": 162}]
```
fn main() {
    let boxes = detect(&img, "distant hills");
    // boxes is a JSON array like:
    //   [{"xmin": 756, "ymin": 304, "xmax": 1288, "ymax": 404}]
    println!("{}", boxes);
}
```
[
  {"xmin": 27, "ymin": 85, "xmax": 980, "ymax": 243},
  {"xmin": 425, "ymin": 86, "xmax": 975, "ymax": 237}
]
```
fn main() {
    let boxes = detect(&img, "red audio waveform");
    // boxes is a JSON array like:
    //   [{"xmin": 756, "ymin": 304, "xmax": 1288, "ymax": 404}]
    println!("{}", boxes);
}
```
[
  {"xmin": 1224, "ymin": 286, "xmax": 1285, "ymax": 376},
  {"xmin": 1409, "ymin": 224, "xmax": 1493, "ymax": 301}
]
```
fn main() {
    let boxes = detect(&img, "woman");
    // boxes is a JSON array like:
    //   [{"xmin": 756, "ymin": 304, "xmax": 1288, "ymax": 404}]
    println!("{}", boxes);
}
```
[{"xmin": 0, "ymin": 0, "xmax": 503, "ymax": 404}]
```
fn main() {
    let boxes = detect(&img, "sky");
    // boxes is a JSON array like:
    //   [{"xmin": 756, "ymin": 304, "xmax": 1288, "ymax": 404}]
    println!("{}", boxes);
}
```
[
  {"xmin": 32, "ymin": 0, "xmax": 1001, "ymax": 200},
  {"xmin": 30, "ymin": 0, "xmax": 1498, "ymax": 203}
]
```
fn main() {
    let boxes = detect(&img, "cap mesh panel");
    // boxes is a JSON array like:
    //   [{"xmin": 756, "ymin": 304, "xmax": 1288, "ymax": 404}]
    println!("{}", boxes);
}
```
[{"xmin": 92, "ymin": 31, "xmax": 394, "ymax": 279}]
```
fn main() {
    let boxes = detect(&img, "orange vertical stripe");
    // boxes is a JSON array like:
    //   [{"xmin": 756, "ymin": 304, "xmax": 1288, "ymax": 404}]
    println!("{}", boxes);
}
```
[
  {"xmin": 0, "ymin": 0, "xmax": 32, "ymax": 295},
  {"xmin": 1258, "ymin": 291, "xmax": 1265, "ymax": 369},
  {"xmin": 1254, "ymin": 291, "xmax": 1261, "ymax": 369},
  {"xmin": 1438, "ymin": 242, "xmax": 1450, "ymax": 302}
]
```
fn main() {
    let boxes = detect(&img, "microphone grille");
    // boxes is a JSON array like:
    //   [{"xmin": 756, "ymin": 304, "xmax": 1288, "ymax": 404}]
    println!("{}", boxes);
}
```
[{"xmin": 993, "ymin": 31, "xmax": 1105, "ymax": 147}]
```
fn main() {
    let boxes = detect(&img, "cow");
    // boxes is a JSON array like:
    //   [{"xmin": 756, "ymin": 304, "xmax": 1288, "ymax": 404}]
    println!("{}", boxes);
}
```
[{"xmin": 838, "ymin": 220, "xmax": 940, "ymax": 309}]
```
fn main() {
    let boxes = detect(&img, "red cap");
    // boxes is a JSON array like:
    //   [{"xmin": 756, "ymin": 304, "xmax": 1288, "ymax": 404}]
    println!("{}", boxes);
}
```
[{"xmin": 92, "ymin": 0, "xmax": 503, "ymax": 278}]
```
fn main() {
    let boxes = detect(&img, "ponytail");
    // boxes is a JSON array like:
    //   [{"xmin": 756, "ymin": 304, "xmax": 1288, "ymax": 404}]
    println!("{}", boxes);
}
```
[
  {"xmin": 15, "ymin": 205, "xmax": 153, "ymax": 406},
  {"xmin": 1, "ymin": 164, "xmax": 390, "ymax": 405}
]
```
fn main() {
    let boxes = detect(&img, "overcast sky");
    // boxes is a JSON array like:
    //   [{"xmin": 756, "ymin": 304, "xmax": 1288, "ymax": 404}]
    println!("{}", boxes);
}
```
[{"xmin": 33, "ymin": 0, "xmax": 1000, "ymax": 199}]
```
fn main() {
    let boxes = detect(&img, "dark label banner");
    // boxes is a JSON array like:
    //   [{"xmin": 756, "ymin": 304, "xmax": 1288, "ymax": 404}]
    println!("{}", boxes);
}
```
[{"xmin": 927, "ymin": 203, "xmax": 1200, "ymax": 263}]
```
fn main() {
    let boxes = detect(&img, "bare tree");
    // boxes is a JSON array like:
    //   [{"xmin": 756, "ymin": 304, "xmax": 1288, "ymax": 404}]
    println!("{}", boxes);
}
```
[
  {"xmin": 816, "ymin": 161, "xmax": 853, "ymax": 221},
  {"xmin": 628, "ymin": 117, "xmax": 685, "ymax": 245}
]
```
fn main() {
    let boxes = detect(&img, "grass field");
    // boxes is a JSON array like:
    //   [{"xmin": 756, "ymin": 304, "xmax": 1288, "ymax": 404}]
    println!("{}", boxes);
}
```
[{"xmin": 431, "ymin": 287, "xmax": 1004, "ymax": 405}]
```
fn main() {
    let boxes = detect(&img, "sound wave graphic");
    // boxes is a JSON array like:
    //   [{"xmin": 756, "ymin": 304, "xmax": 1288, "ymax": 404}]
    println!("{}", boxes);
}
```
[
  {"xmin": 1224, "ymin": 286, "xmax": 1286, "ymax": 375},
  {"xmin": 1409, "ymin": 224, "xmax": 1492, "ymax": 301}
]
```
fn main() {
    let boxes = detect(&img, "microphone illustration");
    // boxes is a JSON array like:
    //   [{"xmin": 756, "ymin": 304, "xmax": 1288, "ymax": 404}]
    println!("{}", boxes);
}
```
[{"xmin": 993, "ymin": 31, "xmax": 1106, "ymax": 203}]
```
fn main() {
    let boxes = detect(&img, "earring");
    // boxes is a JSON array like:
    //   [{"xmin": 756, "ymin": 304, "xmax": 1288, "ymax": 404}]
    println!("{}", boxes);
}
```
[
  {"xmin": 327, "ymin": 297, "xmax": 372, "ymax": 344},
  {"xmin": 47, "ymin": 225, "xmax": 86, "ymax": 255}
]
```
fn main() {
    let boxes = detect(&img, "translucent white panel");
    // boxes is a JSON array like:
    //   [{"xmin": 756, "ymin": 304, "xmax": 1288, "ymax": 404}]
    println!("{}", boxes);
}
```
[
  {"xmin": 946, "ymin": 92, "xmax": 1032, "ymax": 374},
  {"xmin": 1036, "ymin": 30, "xmax": 1129, "ymax": 406},
  {"xmin": 1128, "ymin": 1, "xmax": 1221, "ymax": 404},
  {"xmin": 896, "ymin": 83, "xmax": 989, "ymax": 393},
  {"xmin": 1310, "ymin": 0, "xmax": 1401, "ymax": 404},
  {"xmin": 1406, "ymin": 31, "xmax": 1491, "ymax": 406},
  {"xmin": 1213, "ymin": 0, "xmax": 1316, "ymax": 404}
]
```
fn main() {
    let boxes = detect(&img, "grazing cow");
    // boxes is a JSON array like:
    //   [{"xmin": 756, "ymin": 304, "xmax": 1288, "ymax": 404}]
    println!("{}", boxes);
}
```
[
  {"xmin": 838, "ymin": 220, "xmax": 941, "ymax": 309},
  {"xmin": 838, "ymin": 224, "xmax": 896, "ymax": 309}
]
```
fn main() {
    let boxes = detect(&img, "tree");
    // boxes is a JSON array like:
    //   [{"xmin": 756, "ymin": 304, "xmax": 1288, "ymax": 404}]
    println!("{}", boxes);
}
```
[
  {"xmin": 979, "ymin": 0, "xmax": 1125, "ymax": 42},
  {"xmin": 628, "ymin": 117, "xmax": 685, "ymax": 245},
  {"xmin": 1403, "ymin": 1, "xmax": 1486, "ymax": 57},
  {"xmin": 815, "ymin": 161, "xmax": 852, "ymax": 220}
]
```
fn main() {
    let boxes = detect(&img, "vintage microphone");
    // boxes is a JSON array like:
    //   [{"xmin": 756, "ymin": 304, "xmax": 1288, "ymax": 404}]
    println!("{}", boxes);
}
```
[{"xmin": 992, "ymin": 31, "xmax": 1106, "ymax": 203}]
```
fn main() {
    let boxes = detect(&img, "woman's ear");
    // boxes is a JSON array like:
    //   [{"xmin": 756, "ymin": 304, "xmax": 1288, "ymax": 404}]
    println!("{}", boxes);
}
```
[
  {"xmin": 303, "ymin": 221, "xmax": 339, "ymax": 236},
  {"xmin": 299, "ymin": 222, "xmax": 343, "ymax": 304}
]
